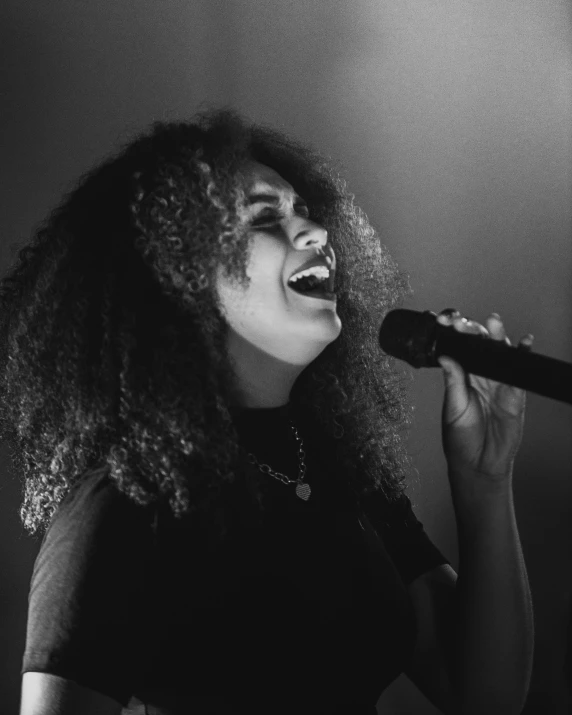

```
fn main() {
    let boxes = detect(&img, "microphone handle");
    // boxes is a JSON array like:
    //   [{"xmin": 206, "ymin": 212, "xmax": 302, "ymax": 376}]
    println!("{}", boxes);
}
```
[{"xmin": 433, "ymin": 327, "xmax": 572, "ymax": 405}]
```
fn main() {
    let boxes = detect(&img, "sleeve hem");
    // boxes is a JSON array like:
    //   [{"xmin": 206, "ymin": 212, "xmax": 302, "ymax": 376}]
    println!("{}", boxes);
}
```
[{"xmin": 21, "ymin": 654, "xmax": 132, "ymax": 708}]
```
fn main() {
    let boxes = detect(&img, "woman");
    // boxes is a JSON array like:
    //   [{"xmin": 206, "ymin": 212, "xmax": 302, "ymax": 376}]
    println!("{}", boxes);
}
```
[{"xmin": 2, "ymin": 108, "xmax": 533, "ymax": 714}]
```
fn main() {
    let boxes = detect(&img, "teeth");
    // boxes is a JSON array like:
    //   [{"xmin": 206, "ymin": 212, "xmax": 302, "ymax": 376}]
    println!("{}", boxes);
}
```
[{"xmin": 289, "ymin": 266, "xmax": 330, "ymax": 283}]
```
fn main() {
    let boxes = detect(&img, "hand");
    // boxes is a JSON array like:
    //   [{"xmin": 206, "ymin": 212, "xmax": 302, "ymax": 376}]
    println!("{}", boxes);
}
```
[{"xmin": 436, "ymin": 309, "xmax": 533, "ymax": 489}]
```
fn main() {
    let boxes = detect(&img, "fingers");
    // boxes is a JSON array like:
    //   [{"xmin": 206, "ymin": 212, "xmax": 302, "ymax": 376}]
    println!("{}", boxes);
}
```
[
  {"xmin": 436, "ymin": 309, "xmax": 488, "ymax": 337},
  {"xmin": 436, "ymin": 309, "xmax": 534, "ymax": 351},
  {"xmin": 484, "ymin": 313, "xmax": 509, "ymax": 344},
  {"xmin": 518, "ymin": 333, "xmax": 534, "ymax": 352}
]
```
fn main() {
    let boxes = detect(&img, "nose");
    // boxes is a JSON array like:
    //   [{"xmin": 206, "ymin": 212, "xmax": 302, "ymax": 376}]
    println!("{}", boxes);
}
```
[
  {"xmin": 292, "ymin": 220, "xmax": 334, "ymax": 266},
  {"xmin": 292, "ymin": 218, "xmax": 329, "ymax": 253}
]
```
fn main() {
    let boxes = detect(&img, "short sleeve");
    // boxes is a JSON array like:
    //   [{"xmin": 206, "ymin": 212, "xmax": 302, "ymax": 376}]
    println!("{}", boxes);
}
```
[
  {"xmin": 21, "ymin": 468, "xmax": 155, "ymax": 707},
  {"xmin": 360, "ymin": 490, "xmax": 451, "ymax": 587}
]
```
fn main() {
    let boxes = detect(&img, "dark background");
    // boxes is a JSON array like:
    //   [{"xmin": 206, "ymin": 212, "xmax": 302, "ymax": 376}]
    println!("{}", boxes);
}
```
[{"xmin": 1, "ymin": 0, "xmax": 571, "ymax": 712}]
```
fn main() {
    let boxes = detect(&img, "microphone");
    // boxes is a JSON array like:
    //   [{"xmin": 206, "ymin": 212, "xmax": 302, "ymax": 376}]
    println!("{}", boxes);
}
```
[{"xmin": 379, "ymin": 309, "xmax": 572, "ymax": 405}]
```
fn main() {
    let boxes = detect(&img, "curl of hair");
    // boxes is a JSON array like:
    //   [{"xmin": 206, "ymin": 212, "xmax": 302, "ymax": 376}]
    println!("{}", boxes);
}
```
[{"xmin": 0, "ymin": 106, "xmax": 415, "ymax": 543}]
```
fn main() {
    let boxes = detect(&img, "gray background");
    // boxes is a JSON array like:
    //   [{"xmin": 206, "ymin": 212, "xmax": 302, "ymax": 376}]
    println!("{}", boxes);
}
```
[{"xmin": 1, "ymin": 0, "xmax": 571, "ymax": 712}]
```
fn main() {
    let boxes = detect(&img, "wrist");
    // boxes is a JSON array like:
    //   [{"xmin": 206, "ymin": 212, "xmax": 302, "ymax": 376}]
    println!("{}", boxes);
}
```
[{"xmin": 448, "ymin": 467, "xmax": 513, "ymax": 514}]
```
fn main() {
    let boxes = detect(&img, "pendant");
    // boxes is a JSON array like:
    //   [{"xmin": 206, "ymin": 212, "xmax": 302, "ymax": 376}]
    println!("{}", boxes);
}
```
[{"xmin": 295, "ymin": 482, "xmax": 311, "ymax": 501}]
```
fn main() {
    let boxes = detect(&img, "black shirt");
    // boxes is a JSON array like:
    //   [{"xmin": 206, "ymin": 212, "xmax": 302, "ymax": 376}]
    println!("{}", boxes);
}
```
[{"xmin": 21, "ymin": 402, "xmax": 450, "ymax": 714}]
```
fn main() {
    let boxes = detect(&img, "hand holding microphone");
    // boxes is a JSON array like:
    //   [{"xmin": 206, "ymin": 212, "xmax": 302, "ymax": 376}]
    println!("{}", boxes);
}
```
[
  {"xmin": 380, "ymin": 306, "xmax": 571, "ymax": 488},
  {"xmin": 380, "ymin": 307, "xmax": 544, "ymax": 491},
  {"xmin": 432, "ymin": 309, "xmax": 531, "ymax": 486}
]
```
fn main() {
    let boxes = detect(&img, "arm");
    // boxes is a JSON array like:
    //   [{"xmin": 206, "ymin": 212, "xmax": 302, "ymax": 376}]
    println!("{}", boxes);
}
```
[
  {"xmin": 20, "ymin": 673, "xmax": 122, "ymax": 715},
  {"xmin": 430, "ymin": 310, "xmax": 535, "ymax": 713},
  {"xmin": 450, "ymin": 480, "xmax": 534, "ymax": 714},
  {"xmin": 404, "ymin": 484, "xmax": 534, "ymax": 715}
]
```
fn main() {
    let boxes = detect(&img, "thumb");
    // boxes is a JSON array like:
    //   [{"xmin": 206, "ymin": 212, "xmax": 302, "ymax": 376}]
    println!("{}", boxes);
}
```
[
  {"xmin": 438, "ymin": 355, "xmax": 464, "ymax": 381},
  {"xmin": 438, "ymin": 355, "xmax": 470, "ymax": 417}
]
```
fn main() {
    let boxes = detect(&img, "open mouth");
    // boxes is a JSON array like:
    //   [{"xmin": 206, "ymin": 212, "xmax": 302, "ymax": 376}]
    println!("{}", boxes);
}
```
[
  {"xmin": 286, "ymin": 271, "xmax": 336, "ymax": 301},
  {"xmin": 287, "ymin": 284, "xmax": 336, "ymax": 301}
]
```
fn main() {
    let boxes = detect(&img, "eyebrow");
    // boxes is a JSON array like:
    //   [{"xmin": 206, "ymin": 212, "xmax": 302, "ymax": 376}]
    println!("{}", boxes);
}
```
[{"xmin": 247, "ymin": 192, "xmax": 307, "ymax": 206}]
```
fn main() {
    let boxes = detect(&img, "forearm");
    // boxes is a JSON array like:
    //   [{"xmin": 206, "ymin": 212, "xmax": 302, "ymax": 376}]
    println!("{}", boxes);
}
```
[{"xmin": 450, "ymin": 476, "xmax": 534, "ymax": 715}]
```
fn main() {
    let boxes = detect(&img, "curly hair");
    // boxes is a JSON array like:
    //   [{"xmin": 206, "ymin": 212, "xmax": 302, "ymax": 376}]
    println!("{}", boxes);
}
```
[{"xmin": 0, "ymin": 106, "xmax": 415, "ymax": 544}]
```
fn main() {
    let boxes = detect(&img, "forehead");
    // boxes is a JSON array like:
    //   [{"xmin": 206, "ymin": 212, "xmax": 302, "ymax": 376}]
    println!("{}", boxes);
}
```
[{"xmin": 239, "ymin": 161, "xmax": 295, "ymax": 197}]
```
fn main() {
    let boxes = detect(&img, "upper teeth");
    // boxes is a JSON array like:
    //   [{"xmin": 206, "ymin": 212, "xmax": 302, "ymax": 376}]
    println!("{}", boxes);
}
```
[{"xmin": 289, "ymin": 265, "xmax": 330, "ymax": 283}]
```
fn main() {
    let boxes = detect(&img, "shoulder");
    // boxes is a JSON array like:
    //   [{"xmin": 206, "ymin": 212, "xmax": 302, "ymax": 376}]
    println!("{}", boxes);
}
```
[
  {"xmin": 47, "ymin": 465, "xmax": 153, "ymax": 535},
  {"xmin": 34, "ymin": 465, "xmax": 156, "ymax": 585},
  {"xmin": 28, "ymin": 465, "xmax": 157, "ymax": 627}
]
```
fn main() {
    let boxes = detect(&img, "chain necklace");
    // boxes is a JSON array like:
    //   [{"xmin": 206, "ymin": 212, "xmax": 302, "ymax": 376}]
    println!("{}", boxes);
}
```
[{"xmin": 245, "ymin": 418, "xmax": 311, "ymax": 501}]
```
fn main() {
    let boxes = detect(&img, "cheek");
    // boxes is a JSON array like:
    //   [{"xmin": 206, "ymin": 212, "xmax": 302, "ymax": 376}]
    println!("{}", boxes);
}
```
[
  {"xmin": 215, "ymin": 270, "xmax": 248, "ymax": 319},
  {"xmin": 216, "ymin": 246, "xmax": 289, "ymax": 318},
  {"xmin": 248, "ymin": 259, "xmax": 288, "ymax": 301},
  {"xmin": 246, "ymin": 278, "xmax": 287, "ymax": 314},
  {"xmin": 216, "ymin": 276, "xmax": 277, "ymax": 326}
]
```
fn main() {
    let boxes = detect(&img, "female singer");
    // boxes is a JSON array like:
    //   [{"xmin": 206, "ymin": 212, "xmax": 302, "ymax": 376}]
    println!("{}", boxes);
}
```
[{"xmin": 1, "ymin": 108, "xmax": 533, "ymax": 714}]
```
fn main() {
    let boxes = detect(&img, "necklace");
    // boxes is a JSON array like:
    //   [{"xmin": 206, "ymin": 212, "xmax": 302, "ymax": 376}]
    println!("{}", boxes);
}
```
[{"xmin": 245, "ymin": 418, "xmax": 311, "ymax": 501}]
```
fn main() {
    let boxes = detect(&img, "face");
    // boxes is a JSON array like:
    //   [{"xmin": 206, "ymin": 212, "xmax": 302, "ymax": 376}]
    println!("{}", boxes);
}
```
[{"xmin": 216, "ymin": 161, "xmax": 342, "ymax": 408}]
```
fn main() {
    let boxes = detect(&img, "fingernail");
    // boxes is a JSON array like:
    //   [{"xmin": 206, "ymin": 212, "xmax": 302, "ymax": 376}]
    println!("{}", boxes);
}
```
[{"xmin": 490, "ymin": 313, "xmax": 501, "ymax": 321}]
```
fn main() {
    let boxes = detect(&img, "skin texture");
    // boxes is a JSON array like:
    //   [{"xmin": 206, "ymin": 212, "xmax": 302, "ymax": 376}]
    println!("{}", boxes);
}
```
[{"xmin": 216, "ymin": 162, "xmax": 342, "ymax": 408}]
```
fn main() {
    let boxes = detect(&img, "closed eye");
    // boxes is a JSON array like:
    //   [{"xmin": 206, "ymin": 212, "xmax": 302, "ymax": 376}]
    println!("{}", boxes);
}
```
[{"xmin": 251, "ymin": 204, "xmax": 310, "ymax": 227}]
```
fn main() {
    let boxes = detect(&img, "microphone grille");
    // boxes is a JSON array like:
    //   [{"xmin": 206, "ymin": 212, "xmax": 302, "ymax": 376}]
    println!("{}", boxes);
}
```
[{"xmin": 379, "ymin": 309, "xmax": 439, "ymax": 368}]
